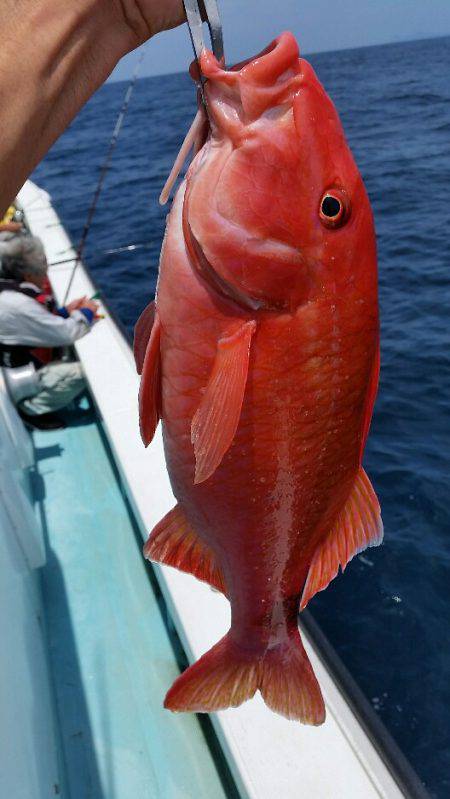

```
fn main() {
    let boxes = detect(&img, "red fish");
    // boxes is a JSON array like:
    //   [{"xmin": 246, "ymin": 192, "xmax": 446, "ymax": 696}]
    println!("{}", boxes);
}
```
[{"xmin": 135, "ymin": 31, "xmax": 382, "ymax": 724}]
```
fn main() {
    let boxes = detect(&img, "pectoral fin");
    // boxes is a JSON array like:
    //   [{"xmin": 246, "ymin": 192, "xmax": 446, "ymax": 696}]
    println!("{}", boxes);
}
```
[
  {"xmin": 191, "ymin": 320, "xmax": 256, "ymax": 484},
  {"xmin": 134, "ymin": 300, "xmax": 156, "ymax": 375},
  {"xmin": 300, "ymin": 467, "xmax": 383, "ymax": 610},
  {"xmin": 138, "ymin": 310, "xmax": 161, "ymax": 447}
]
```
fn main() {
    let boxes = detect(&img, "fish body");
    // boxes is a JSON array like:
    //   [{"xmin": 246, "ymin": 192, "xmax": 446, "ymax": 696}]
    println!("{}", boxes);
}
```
[{"xmin": 136, "ymin": 32, "xmax": 382, "ymax": 723}]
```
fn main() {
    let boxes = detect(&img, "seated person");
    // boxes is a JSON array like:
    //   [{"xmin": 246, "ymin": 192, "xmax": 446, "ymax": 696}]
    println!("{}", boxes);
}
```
[{"xmin": 0, "ymin": 235, "xmax": 99, "ymax": 430}]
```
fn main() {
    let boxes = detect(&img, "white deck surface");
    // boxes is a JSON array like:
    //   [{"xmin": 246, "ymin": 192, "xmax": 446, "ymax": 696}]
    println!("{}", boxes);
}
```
[{"xmin": 18, "ymin": 179, "xmax": 404, "ymax": 799}]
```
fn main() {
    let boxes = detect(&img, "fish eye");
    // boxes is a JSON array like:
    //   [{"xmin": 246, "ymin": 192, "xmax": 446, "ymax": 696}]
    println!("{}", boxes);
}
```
[{"xmin": 319, "ymin": 189, "xmax": 350, "ymax": 229}]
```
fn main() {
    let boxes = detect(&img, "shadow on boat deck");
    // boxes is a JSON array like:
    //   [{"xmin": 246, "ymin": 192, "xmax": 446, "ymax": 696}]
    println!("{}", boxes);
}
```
[{"xmin": 28, "ymin": 396, "xmax": 235, "ymax": 799}]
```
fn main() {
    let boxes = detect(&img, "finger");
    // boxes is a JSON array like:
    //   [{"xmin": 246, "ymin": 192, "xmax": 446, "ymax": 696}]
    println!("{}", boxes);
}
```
[{"xmin": 151, "ymin": 0, "xmax": 207, "ymax": 37}]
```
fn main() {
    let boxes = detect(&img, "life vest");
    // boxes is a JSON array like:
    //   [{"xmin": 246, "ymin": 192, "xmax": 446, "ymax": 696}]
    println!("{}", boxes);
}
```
[
  {"xmin": 1, "ymin": 206, "xmax": 16, "ymax": 225},
  {"xmin": 0, "ymin": 279, "xmax": 61, "ymax": 368}
]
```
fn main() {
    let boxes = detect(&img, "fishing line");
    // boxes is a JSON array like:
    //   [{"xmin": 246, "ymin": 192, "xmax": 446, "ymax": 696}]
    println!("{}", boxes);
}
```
[
  {"xmin": 50, "ymin": 242, "xmax": 150, "ymax": 268},
  {"xmin": 62, "ymin": 46, "xmax": 147, "ymax": 304}
]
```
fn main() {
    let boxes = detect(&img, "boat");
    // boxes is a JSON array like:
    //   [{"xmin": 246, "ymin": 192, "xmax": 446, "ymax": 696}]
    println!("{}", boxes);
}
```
[{"xmin": 0, "ymin": 179, "xmax": 429, "ymax": 798}]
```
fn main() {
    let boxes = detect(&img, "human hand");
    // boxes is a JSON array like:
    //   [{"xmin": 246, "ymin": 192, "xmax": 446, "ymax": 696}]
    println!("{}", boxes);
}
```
[
  {"xmin": 66, "ymin": 297, "xmax": 87, "ymax": 313},
  {"xmin": 80, "ymin": 299, "xmax": 100, "ymax": 316},
  {"xmin": 0, "ymin": 221, "xmax": 23, "ymax": 233},
  {"xmin": 0, "ymin": 0, "xmax": 206, "ymax": 213},
  {"xmin": 116, "ymin": 1, "xmax": 205, "ymax": 47}
]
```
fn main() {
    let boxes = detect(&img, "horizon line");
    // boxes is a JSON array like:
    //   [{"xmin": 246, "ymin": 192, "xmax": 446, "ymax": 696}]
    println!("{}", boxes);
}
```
[{"xmin": 109, "ymin": 31, "xmax": 449, "ymax": 84}]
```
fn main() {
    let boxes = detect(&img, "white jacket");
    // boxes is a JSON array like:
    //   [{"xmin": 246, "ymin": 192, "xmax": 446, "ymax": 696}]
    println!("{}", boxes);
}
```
[{"xmin": 0, "ymin": 282, "xmax": 92, "ymax": 347}]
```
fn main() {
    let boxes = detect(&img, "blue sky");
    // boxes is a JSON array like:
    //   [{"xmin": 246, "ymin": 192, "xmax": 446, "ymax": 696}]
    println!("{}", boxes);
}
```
[{"xmin": 111, "ymin": 0, "xmax": 450, "ymax": 81}]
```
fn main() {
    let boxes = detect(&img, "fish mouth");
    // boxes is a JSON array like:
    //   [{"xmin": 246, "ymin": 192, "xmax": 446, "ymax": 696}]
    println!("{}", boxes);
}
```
[
  {"xmin": 160, "ymin": 34, "xmax": 302, "ymax": 205},
  {"xmin": 200, "ymin": 31, "xmax": 301, "ymax": 89},
  {"xmin": 198, "ymin": 32, "xmax": 302, "ymax": 134},
  {"xmin": 181, "ymin": 33, "xmax": 308, "ymax": 313}
]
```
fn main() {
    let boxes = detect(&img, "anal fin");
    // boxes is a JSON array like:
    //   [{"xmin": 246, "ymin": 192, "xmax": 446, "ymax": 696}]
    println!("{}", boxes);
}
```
[
  {"xmin": 300, "ymin": 467, "xmax": 383, "ymax": 610},
  {"xmin": 144, "ymin": 504, "xmax": 226, "ymax": 595},
  {"xmin": 191, "ymin": 320, "xmax": 256, "ymax": 484}
]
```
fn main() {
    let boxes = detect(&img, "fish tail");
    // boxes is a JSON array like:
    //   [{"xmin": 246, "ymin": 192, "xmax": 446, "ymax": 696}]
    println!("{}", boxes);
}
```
[
  {"xmin": 164, "ymin": 628, "xmax": 325, "ymax": 724},
  {"xmin": 164, "ymin": 633, "xmax": 260, "ymax": 714},
  {"xmin": 259, "ymin": 627, "xmax": 325, "ymax": 724}
]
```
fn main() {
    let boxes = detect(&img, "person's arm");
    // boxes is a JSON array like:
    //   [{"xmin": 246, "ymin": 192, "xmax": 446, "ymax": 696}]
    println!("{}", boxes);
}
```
[
  {"xmin": 0, "ymin": 0, "xmax": 189, "ymax": 213},
  {"xmin": 0, "ymin": 222, "xmax": 22, "ymax": 233}
]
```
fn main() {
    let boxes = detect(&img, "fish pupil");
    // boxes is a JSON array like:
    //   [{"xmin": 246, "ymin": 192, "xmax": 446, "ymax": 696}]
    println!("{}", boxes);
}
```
[{"xmin": 322, "ymin": 196, "xmax": 341, "ymax": 218}]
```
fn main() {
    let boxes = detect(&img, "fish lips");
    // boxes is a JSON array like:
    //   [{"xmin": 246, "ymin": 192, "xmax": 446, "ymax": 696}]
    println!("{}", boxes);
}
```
[{"xmin": 200, "ymin": 32, "xmax": 303, "ymax": 134}]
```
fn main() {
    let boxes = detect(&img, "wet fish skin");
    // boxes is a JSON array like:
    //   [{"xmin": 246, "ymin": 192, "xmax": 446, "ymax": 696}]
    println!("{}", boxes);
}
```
[{"xmin": 136, "ymin": 31, "xmax": 382, "ymax": 723}]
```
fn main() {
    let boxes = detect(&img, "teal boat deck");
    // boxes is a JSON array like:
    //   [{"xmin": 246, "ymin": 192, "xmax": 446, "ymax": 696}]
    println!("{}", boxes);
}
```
[{"xmin": 31, "ymin": 400, "xmax": 228, "ymax": 799}]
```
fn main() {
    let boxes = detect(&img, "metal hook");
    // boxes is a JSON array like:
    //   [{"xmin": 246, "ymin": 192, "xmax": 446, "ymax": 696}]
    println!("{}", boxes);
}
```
[
  {"xmin": 203, "ymin": 0, "xmax": 224, "ymax": 64},
  {"xmin": 183, "ymin": 0, "xmax": 224, "ymax": 111}
]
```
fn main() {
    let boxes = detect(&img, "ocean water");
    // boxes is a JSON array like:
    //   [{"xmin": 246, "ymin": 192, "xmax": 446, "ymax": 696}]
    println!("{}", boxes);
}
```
[{"xmin": 33, "ymin": 35, "xmax": 450, "ymax": 798}]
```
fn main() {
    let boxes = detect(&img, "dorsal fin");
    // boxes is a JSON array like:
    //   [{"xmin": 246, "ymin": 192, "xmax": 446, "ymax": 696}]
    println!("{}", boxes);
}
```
[{"xmin": 191, "ymin": 320, "xmax": 256, "ymax": 484}]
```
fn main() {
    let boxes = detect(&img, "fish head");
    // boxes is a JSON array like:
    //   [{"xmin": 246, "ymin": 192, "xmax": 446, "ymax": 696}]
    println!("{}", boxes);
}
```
[{"xmin": 183, "ymin": 32, "xmax": 376, "ymax": 313}]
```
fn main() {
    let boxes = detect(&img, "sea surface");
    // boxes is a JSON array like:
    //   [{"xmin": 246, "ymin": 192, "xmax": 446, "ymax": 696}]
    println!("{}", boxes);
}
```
[{"xmin": 33, "ymin": 35, "xmax": 450, "ymax": 798}]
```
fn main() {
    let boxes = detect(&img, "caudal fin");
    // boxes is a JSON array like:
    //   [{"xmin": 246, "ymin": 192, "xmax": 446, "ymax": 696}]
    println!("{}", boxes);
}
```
[{"xmin": 164, "ymin": 630, "xmax": 325, "ymax": 724}]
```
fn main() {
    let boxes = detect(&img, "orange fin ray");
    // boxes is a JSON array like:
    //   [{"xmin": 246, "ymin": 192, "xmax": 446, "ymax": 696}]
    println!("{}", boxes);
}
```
[
  {"xmin": 164, "ymin": 629, "xmax": 325, "ymax": 725},
  {"xmin": 134, "ymin": 300, "xmax": 155, "ymax": 375},
  {"xmin": 144, "ymin": 505, "xmax": 226, "ymax": 594},
  {"xmin": 191, "ymin": 321, "xmax": 256, "ymax": 484},
  {"xmin": 300, "ymin": 467, "xmax": 383, "ymax": 610},
  {"xmin": 138, "ymin": 311, "xmax": 161, "ymax": 447},
  {"xmin": 259, "ymin": 632, "xmax": 325, "ymax": 724}
]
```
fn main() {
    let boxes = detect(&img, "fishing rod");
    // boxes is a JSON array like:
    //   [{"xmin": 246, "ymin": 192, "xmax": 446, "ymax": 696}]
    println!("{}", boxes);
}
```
[
  {"xmin": 50, "ymin": 241, "xmax": 151, "ymax": 268},
  {"xmin": 62, "ymin": 47, "xmax": 147, "ymax": 305}
]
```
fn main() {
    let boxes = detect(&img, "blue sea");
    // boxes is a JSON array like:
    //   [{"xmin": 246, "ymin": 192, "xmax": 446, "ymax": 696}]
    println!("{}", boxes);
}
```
[{"xmin": 33, "ymin": 35, "xmax": 450, "ymax": 798}]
